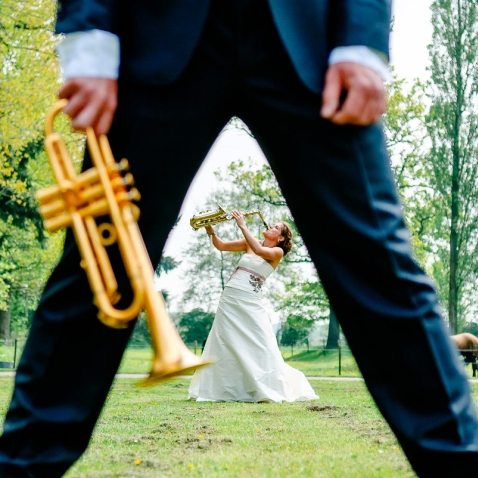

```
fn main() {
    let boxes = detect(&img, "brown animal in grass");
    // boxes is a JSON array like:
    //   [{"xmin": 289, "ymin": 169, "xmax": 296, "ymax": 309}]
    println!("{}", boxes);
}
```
[{"xmin": 450, "ymin": 333, "xmax": 478, "ymax": 377}]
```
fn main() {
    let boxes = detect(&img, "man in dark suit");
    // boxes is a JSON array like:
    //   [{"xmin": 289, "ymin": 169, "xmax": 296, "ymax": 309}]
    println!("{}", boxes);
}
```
[{"xmin": 0, "ymin": 1, "xmax": 477, "ymax": 477}]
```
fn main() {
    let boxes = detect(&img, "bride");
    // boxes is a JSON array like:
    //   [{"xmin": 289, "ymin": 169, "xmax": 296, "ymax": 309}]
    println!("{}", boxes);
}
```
[{"xmin": 188, "ymin": 210, "xmax": 319, "ymax": 403}]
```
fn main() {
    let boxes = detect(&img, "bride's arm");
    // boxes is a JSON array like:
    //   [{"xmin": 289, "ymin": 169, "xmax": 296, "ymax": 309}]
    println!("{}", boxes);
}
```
[
  {"xmin": 231, "ymin": 211, "xmax": 283, "ymax": 262},
  {"xmin": 205, "ymin": 225, "xmax": 247, "ymax": 252}
]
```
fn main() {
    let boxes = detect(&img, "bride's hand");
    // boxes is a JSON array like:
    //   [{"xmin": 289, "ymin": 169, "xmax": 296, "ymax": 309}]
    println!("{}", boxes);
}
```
[
  {"xmin": 205, "ymin": 225, "xmax": 215, "ymax": 236},
  {"xmin": 231, "ymin": 210, "xmax": 246, "ymax": 228}
]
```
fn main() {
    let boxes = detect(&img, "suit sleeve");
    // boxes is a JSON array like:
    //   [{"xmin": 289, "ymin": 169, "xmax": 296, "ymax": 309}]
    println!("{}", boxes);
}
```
[
  {"xmin": 55, "ymin": 0, "xmax": 116, "ymax": 34},
  {"xmin": 329, "ymin": 0, "xmax": 392, "ymax": 60}
]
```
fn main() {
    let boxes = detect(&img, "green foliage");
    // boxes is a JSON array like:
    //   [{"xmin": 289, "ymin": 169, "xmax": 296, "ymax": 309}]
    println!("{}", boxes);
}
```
[
  {"xmin": 272, "ymin": 269, "xmax": 328, "ymax": 326},
  {"xmin": 127, "ymin": 313, "xmax": 150, "ymax": 346},
  {"xmin": 156, "ymin": 255, "xmax": 181, "ymax": 277},
  {"xmin": 424, "ymin": 0, "xmax": 478, "ymax": 331},
  {"xmin": 385, "ymin": 4, "xmax": 478, "ymax": 332},
  {"xmin": 0, "ymin": 1, "xmax": 84, "ymax": 335},
  {"xmin": 280, "ymin": 315, "xmax": 315, "ymax": 352},
  {"xmin": 0, "ymin": 1, "xmax": 60, "ymax": 154},
  {"xmin": 178, "ymin": 308, "xmax": 214, "ymax": 345},
  {"xmin": 462, "ymin": 321, "xmax": 478, "ymax": 336},
  {"xmin": 384, "ymin": 76, "xmax": 432, "ymax": 269},
  {"xmin": 0, "ymin": 138, "xmax": 45, "ymax": 239},
  {"xmin": 130, "ymin": 257, "xmax": 179, "ymax": 345},
  {"xmin": 181, "ymin": 160, "xmax": 327, "ymax": 333}
]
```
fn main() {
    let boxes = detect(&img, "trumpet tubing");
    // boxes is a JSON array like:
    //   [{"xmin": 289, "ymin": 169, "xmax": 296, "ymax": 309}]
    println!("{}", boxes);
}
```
[
  {"xmin": 36, "ymin": 100, "xmax": 212, "ymax": 385},
  {"xmin": 190, "ymin": 206, "xmax": 268, "ymax": 229}
]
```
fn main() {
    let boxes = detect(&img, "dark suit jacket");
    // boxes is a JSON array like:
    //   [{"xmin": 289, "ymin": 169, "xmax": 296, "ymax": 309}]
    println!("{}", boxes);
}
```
[{"xmin": 56, "ymin": 0, "xmax": 391, "ymax": 94}]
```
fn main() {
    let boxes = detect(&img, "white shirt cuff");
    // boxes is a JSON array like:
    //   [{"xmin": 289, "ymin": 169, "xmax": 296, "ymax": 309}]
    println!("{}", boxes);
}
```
[
  {"xmin": 329, "ymin": 46, "xmax": 391, "ymax": 82},
  {"xmin": 56, "ymin": 30, "xmax": 120, "ymax": 80}
]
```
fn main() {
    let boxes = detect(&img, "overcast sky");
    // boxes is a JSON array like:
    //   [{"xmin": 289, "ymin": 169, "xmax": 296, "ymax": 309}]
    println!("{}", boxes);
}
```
[
  {"xmin": 157, "ymin": 1, "xmax": 434, "ymax": 308},
  {"xmin": 390, "ymin": 0, "xmax": 432, "ymax": 82}
]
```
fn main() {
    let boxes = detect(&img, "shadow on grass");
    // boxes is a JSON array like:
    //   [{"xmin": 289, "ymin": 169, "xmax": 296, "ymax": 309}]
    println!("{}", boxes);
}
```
[{"xmin": 285, "ymin": 349, "xmax": 329, "ymax": 362}]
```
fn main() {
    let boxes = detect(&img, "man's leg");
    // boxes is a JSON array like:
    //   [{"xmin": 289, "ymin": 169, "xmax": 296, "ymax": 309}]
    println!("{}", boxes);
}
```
[
  {"xmin": 243, "ymin": 109, "xmax": 478, "ymax": 477},
  {"xmin": 231, "ymin": 3, "xmax": 478, "ymax": 473},
  {"xmin": 0, "ymin": 2, "xmax": 246, "ymax": 474},
  {"xmin": 0, "ymin": 77, "xmax": 232, "ymax": 478}
]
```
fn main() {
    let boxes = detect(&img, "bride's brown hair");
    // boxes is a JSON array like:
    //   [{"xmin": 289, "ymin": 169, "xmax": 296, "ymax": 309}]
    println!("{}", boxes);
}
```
[{"xmin": 278, "ymin": 222, "xmax": 293, "ymax": 256}]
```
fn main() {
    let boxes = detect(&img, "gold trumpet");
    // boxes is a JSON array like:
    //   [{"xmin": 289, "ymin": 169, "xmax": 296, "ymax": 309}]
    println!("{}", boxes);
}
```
[
  {"xmin": 36, "ymin": 100, "xmax": 212, "ymax": 386},
  {"xmin": 190, "ymin": 206, "xmax": 268, "ymax": 229}
]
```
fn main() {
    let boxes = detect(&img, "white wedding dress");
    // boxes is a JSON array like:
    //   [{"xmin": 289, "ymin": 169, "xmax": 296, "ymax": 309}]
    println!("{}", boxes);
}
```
[{"xmin": 188, "ymin": 253, "xmax": 319, "ymax": 403}]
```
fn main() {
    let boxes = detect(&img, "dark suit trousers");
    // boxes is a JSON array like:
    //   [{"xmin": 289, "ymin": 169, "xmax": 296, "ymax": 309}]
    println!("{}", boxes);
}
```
[{"xmin": 1, "ymin": 1, "xmax": 477, "ymax": 477}]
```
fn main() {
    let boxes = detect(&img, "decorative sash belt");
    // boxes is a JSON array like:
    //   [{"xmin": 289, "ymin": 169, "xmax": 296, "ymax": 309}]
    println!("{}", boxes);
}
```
[
  {"xmin": 231, "ymin": 266, "xmax": 266, "ymax": 281},
  {"xmin": 229, "ymin": 266, "xmax": 266, "ymax": 282},
  {"xmin": 226, "ymin": 266, "xmax": 266, "ymax": 293}
]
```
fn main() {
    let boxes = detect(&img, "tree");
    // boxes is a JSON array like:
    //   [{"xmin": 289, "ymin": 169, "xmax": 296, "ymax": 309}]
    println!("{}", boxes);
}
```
[
  {"xmin": 462, "ymin": 321, "xmax": 478, "ymax": 336},
  {"xmin": 1, "ymin": 1, "xmax": 60, "ymax": 155},
  {"xmin": 181, "ymin": 160, "xmax": 303, "ymax": 311},
  {"xmin": 0, "ymin": 138, "xmax": 50, "ymax": 334},
  {"xmin": 130, "ymin": 257, "xmax": 180, "ymax": 345},
  {"xmin": 0, "ymin": 1, "xmax": 84, "ymax": 337},
  {"xmin": 424, "ymin": 0, "xmax": 478, "ymax": 332},
  {"xmin": 384, "ymin": 76, "xmax": 432, "ymax": 268},
  {"xmin": 178, "ymin": 309, "xmax": 214, "ymax": 345},
  {"xmin": 270, "ymin": 267, "xmax": 328, "ymax": 330},
  {"xmin": 325, "ymin": 308, "xmax": 340, "ymax": 349},
  {"xmin": 0, "ymin": 139, "xmax": 45, "ymax": 239},
  {"xmin": 0, "ymin": 223, "xmax": 64, "ymax": 338},
  {"xmin": 175, "ymin": 158, "xmax": 340, "ymax": 356},
  {"xmin": 156, "ymin": 255, "xmax": 181, "ymax": 277},
  {"xmin": 180, "ymin": 160, "xmax": 328, "ymax": 333},
  {"xmin": 280, "ymin": 315, "xmax": 315, "ymax": 356},
  {"xmin": 383, "ymin": 65, "xmax": 478, "ymax": 333}
]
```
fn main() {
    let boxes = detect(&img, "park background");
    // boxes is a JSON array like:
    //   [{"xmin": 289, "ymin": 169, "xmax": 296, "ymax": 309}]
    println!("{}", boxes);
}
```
[
  {"xmin": 2, "ymin": 0, "xmax": 478, "ymax": 363},
  {"xmin": 2, "ymin": 0, "xmax": 478, "ymax": 365},
  {"xmin": 1, "ymin": 2, "xmax": 478, "ymax": 477}
]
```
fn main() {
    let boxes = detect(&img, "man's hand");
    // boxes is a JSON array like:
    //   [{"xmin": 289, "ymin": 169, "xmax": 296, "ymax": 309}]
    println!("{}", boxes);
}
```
[
  {"xmin": 321, "ymin": 62, "xmax": 387, "ymax": 126},
  {"xmin": 58, "ymin": 78, "xmax": 118, "ymax": 135}
]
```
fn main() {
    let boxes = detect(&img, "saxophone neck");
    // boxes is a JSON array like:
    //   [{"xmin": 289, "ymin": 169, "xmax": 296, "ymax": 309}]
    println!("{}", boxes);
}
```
[{"xmin": 244, "ymin": 210, "xmax": 268, "ymax": 229}]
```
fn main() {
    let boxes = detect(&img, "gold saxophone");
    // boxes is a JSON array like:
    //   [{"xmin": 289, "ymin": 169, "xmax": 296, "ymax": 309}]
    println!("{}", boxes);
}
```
[
  {"xmin": 36, "ymin": 100, "xmax": 212, "ymax": 386},
  {"xmin": 190, "ymin": 206, "xmax": 268, "ymax": 230}
]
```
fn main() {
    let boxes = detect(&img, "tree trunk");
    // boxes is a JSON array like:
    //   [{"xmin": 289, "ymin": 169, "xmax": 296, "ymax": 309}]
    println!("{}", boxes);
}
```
[
  {"xmin": 0, "ymin": 306, "xmax": 11, "ymax": 340},
  {"xmin": 449, "ymin": 212, "xmax": 459, "ymax": 333},
  {"xmin": 448, "ymin": 7, "xmax": 463, "ymax": 335},
  {"xmin": 449, "ymin": 140, "xmax": 460, "ymax": 333},
  {"xmin": 326, "ymin": 308, "xmax": 340, "ymax": 349}
]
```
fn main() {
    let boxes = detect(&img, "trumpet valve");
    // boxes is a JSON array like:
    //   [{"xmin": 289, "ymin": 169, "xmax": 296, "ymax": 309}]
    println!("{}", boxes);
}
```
[
  {"xmin": 127, "ymin": 188, "xmax": 141, "ymax": 202},
  {"xmin": 112, "ymin": 158, "xmax": 130, "ymax": 172},
  {"xmin": 122, "ymin": 173, "xmax": 134, "ymax": 186},
  {"xmin": 111, "ymin": 176, "xmax": 130, "ymax": 191}
]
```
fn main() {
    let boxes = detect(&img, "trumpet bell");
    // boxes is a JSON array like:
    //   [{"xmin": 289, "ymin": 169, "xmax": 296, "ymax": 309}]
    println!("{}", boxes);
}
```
[
  {"xmin": 38, "ymin": 100, "xmax": 214, "ymax": 388},
  {"xmin": 138, "ymin": 351, "xmax": 214, "ymax": 387}
]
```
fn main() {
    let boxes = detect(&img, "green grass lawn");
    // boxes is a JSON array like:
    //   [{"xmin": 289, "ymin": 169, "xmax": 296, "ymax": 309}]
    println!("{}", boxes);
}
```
[
  {"xmin": 283, "ymin": 349, "xmax": 361, "ymax": 377},
  {"xmin": 0, "ymin": 378, "xmax": 474, "ymax": 477},
  {"xmin": 0, "ymin": 365, "xmax": 477, "ymax": 476},
  {"xmin": 0, "ymin": 342, "xmax": 19, "ymax": 365},
  {"xmin": 0, "ymin": 378, "xmax": 416, "ymax": 477},
  {"xmin": 117, "ymin": 346, "xmax": 361, "ymax": 377}
]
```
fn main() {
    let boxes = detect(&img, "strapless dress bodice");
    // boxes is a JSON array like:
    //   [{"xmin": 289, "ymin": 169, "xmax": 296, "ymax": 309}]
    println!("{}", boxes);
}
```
[{"xmin": 225, "ymin": 254, "xmax": 275, "ymax": 295}]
